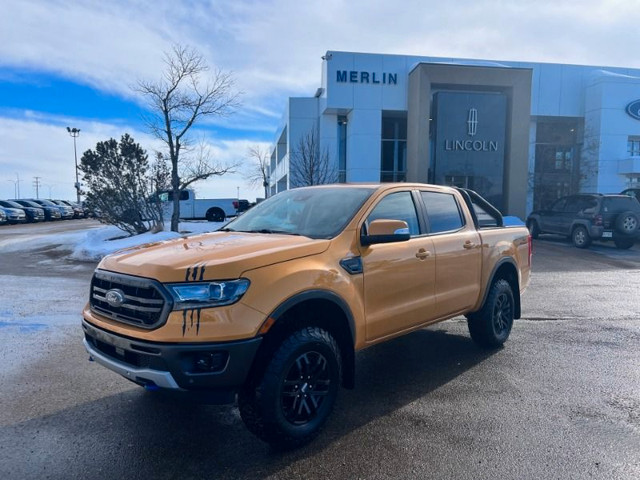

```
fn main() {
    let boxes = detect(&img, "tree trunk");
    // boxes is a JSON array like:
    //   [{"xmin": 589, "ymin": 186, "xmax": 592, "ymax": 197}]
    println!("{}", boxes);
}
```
[{"xmin": 171, "ymin": 158, "xmax": 180, "ymax": 232}]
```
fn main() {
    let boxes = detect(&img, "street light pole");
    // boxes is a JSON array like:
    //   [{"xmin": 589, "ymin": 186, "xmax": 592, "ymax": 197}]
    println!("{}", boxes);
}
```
[{"xmin": 67, "ymin": 127, "xmax": 81, "ymax": 203}]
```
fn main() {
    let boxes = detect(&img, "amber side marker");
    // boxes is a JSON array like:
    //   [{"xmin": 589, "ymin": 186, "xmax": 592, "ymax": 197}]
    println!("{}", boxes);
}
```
[{"xmin": 258, "ymin": 317, "xmax": 277, "ymax": 335}]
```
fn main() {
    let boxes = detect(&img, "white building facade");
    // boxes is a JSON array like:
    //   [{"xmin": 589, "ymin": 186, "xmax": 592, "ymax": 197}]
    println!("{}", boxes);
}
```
[{"xmin": 270, "ymin": 51, "xmax": 640, "ymax": 218}]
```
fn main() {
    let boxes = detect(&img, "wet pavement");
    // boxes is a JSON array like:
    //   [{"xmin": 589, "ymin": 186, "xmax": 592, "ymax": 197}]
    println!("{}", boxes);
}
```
[{"xmin": 0, "ymin": 223, "xmax": 639, "ymax": 479}]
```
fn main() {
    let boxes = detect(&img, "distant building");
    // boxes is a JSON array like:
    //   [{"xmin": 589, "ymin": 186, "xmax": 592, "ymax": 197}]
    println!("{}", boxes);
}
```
[{"xmin": 270, "ymin": 51, "xmax": 640, "ymax": 218}]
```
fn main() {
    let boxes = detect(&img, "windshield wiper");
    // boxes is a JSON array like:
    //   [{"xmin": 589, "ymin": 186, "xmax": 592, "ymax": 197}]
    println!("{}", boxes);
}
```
[
  {"xmin": 240, "ymin": 229, "xmax": 301, "ymax": 236},
  {"xmin": 218, "ymin": 227, "xmax": 235, "ymax": 232}
]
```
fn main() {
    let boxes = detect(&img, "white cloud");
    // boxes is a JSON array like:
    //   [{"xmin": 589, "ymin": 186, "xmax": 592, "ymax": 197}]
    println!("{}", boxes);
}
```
[{"xmin": 4, "ymin": 0, "xmax": 639, "ymax": 107}]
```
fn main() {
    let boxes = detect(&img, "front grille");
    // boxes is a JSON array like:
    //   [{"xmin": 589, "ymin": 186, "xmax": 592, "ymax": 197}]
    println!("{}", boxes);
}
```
[{"xmin": 90, "ymin": 270, "xmax": 172, "ymax": 329}]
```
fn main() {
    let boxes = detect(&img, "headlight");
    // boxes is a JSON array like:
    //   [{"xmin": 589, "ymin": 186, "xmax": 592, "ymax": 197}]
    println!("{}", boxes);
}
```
[{"xmin": 165, "ymin": 279, "xmax": 250, "ymax": 310}]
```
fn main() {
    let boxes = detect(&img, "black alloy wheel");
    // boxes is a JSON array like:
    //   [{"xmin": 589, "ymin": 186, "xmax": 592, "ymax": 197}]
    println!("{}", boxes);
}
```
[
  {"xmin": 281, "ymin": 351, "xmax": 331, "ymax": 425},
  {"xmin": 492, "ymin": 291, "xmax": 512, "ymax": 337},
  {"xmin": 467, "ymin": 279, "xmax": 515, "ymax": 348},
  {"xmin": 239, "ymin": 327, "xmax": 341, "ymax": 448}
]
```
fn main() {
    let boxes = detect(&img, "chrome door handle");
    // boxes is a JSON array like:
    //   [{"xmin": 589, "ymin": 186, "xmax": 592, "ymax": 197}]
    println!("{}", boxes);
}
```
[
  {"xmin": 463, "ymin": 241, "xmax": 476, "ymax": 249},
  {"xmin": 415, "ymin": 249, "xmax": 431, "ymax": 259}
]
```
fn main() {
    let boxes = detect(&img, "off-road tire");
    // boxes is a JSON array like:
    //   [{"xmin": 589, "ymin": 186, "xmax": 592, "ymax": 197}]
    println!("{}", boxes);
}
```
[
  {"xmin": 572, "ymin": 225, "xmax": 591, "ymax": 249},
  {"xmin": 526, "ymin": 219, "xmax": 540, "ymax": 239},
  {"xmin": 467, "ymin": 279, "xmax": 515, "ymax": 349},
  {"xmin": 238, "ymin": 327, "xmax": 341, "ymax": 449},
  {"xmin": 615, "ymin": 211, "xmax": 639, "ymax": 235},
  {"xmin": 206, "ymin": 208, "xmax": 225, "ymax": 222}
]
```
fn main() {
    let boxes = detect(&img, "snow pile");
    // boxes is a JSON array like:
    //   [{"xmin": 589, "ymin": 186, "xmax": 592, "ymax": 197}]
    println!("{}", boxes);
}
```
[
  {"xmin": 0, "ymin": 220, "xmax": 228, "ymax": 262},
  {"xmin": 70, "ymin": 220, "xmax": 228, "ymax": 261},
  {"xmin": 69, "ymin": 227, "xmax": 180, "ymax": 261}
]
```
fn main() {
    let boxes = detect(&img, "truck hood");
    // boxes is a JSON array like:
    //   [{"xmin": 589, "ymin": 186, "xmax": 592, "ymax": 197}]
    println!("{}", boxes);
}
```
[{"xmin": 98, "ymin": 231, "xmax": 330, "ymax": 282}]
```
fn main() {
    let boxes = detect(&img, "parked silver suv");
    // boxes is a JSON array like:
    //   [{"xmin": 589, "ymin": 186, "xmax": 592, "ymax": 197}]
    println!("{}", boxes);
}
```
[{"xmin": 526, "ymin": 194, "xmax": 639, "ymax": 249}]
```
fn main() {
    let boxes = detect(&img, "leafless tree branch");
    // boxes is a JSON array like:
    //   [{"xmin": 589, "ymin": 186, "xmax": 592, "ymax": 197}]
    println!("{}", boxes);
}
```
[
  {"xmin": 135, "ymin": 44, "xmax": 241, "ymax": 231},
  {"xmin": 245, "ymin": 145, "xmax": 270, "ymax": 198},
  {"xmin": 289, "ymin": 128, "xmax": 337, "ymax": 188}
]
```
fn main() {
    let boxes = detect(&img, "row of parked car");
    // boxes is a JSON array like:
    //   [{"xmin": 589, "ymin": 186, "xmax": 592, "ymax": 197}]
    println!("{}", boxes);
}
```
[
  {"xmin": 526, "ymin": 188, "xmax": 640, "ymax": 249},
  {"xmin": 0, "ymin": 199, "xmax": 89, "ymax": 225}
]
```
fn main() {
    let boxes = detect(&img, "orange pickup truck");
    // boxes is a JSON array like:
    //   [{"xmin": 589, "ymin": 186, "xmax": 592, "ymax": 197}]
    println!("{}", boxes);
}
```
[{"xmin": 82, "ymin": 183, "xmax": 531, "ymax": 447}]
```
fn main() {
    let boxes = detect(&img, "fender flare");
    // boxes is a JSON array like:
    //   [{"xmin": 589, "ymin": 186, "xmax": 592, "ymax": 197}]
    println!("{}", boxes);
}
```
[
  {"xmin": 268, "ymin": 289, "xmax": 356, "ymax": 345},
  {"xmin": 478, "ymin": 257, "xmax": 521, "ymax": 319}
]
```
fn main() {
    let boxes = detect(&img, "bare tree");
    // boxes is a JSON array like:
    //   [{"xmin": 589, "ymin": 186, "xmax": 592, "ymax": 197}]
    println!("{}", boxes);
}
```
[
  {"xmin": 137, "ymin": 44, "xmax": 241, "ymax": 231},
  {"xmin": 289, "ymin": 128, "xmax": 337, "ymax": 187},
  {"xmin": 245, "ymin": 145, "xmax": 270, "ymax": 198}
]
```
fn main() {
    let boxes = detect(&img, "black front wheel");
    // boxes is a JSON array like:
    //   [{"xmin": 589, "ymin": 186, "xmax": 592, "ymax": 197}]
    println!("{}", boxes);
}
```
[
  {"xmin": 467, "ymin": 279, "xmax": 515, "ymax": 349},
  {"xmin": 239, "ymin": 327, "xmax": 341, "ymax": 448}
]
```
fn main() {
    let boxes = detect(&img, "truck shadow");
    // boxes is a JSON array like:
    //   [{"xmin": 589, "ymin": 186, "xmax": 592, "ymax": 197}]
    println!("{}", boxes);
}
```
[{"xmin": 1, "ymin": 323, "xmax": 497, "ymax": 479}]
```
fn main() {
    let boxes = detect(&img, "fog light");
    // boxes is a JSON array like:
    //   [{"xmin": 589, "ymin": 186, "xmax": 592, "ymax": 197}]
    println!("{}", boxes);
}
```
[{"xmin": 194, "ymin": 352, "xmax": 228, "ymax": 372}]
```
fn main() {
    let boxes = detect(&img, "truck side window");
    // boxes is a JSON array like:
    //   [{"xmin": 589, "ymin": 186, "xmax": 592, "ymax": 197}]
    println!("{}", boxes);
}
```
[
  {"xmin": 366, "ymin": 192, "xmax": 420, "ymax": 236},
  {"xmin": 161, "ymin": 190, "xmax": 190, "ymax": 201},
  {"xmin": 421, "ymin": 191, "xmax": 464, "ymax": 233}
]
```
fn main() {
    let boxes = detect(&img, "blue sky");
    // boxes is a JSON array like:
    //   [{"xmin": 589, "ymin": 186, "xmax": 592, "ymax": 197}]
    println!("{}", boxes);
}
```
[{"xmin": 1, "ymin": 0, "xmax": 639, "ymax": 201}]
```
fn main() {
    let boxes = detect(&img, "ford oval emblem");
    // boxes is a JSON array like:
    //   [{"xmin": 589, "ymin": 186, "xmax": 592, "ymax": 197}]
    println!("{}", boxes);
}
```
[
  {"xmin": 105, "ymin": 289, "xmax": 126, "ymax": 307},
  {"xmin": 626, "ymin": 100, "xmax": 640, "ymax": 120}
]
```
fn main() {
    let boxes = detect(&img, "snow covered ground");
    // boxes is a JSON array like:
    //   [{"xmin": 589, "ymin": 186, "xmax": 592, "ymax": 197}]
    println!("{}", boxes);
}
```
[{"xmin": 0, "ymin": 220, "xmax": 227, "ymax": 262}]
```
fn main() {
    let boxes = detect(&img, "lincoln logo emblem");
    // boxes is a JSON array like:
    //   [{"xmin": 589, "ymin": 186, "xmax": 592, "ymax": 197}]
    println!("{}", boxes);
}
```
[
  {"xmin": 467, "ymin": 108, "xmax": 478, "ymax": 136},
  {"xmin": 105, "ymin": 289, "xmax": 126, "ymax": 307}
]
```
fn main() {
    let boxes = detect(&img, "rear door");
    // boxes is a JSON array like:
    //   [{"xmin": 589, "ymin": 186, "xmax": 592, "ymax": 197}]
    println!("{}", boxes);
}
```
[{"xmin": 419, "ymin": 190, "xmax": 482, "ymax": 319}]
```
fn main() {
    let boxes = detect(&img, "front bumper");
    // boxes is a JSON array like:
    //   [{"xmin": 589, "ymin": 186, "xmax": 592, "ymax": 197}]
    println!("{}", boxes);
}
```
[{"xmin": 82, "ymin": 320, "xmax": 262, "ymax": 399}]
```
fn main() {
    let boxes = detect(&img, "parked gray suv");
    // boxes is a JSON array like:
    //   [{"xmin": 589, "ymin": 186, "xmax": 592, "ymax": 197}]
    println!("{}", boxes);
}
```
[{"xmin": 526, "ymin": 194, "xmax": 640, "ymax": 249}]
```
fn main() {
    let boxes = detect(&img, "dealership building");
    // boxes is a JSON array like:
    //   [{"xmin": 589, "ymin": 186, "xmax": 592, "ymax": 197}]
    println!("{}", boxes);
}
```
[{"xmin": 269, "ymin": 51, "xmax": 640, "ymax": 218}]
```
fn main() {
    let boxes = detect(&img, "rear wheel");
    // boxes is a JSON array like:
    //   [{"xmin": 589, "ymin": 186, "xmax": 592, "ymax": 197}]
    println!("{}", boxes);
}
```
[
  {"xmin": 526, "ymin": 219, "xmax": 540, "ymax": 239},
  {"xmin": 572, "ymin": 225, "xmax": 591, "ymax": 249},
  {"xmin": 239, "ymin": 327, "xmax": 341, "ymax": 448},
  {"xmin": 206, "ymin": 208, "xmax": 225, "ymax": 222},
  {"xmin": 467, "ymin": 279, "xmax": 515, "ymax": 349}
]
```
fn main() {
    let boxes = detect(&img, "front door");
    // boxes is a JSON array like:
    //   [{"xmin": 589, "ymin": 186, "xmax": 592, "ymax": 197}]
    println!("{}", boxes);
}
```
[{"xmin": 360, "ymin": 191, "xmax": 437, "ymax": 341}]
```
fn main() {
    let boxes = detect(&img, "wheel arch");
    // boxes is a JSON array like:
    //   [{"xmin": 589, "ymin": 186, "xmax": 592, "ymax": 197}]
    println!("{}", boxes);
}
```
[
  {"xmin": 481, "ymin": 258, "xmax": 521, "ymax": 319},
  {"xmin": 570, "ymin": 220, "xmax": 590, "ymax": 234},
  {"xmin": 251, "ymin": 290, "xmax": 357, "ymax": 389}
]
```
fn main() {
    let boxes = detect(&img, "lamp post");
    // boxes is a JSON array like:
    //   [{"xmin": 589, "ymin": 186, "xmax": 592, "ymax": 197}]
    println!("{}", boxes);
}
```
[{"xmin": 67, "ymin": 127, "xmax": 81, "ymax": 203}]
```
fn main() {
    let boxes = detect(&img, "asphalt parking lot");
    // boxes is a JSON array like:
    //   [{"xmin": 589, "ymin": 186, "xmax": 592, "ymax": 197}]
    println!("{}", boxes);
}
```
[{"xmin": 0, "ymin": 222, "xmax": 639, "ymax": 479}]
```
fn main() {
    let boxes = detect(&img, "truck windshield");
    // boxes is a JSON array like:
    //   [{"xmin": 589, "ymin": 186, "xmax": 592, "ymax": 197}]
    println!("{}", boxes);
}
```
[{"xmin": 224, "ymin": 187, "xmax": 375, "ymax": 239}]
